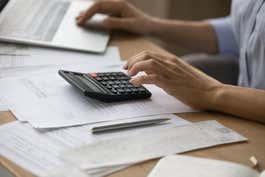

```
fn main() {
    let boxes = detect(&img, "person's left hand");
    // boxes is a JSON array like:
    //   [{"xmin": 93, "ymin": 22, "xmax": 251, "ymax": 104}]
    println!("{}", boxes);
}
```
[{"xmin": 124, "ymin": 51, "xmax": 223, "ymax": 110}]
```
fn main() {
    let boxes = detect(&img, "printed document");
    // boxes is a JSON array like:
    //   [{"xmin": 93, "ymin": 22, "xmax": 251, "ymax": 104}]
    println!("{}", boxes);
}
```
[
  {"xmin": 63, "ymin": 121, "xmax": 247, "ymax": 170},
  {"xmin": 0, "ymin": 43, "xmax": 29, "ymax": 55},
  {"xmin": 0, "ymin": 46, "xmax": 121, "ymax": 69},
  {"xmin": 0, "ymin": 46, "xmax": 121, "ymax": 111},
  {"xmin": 0, "ymin": 114, "xmax": 190, "ymax": 177}
]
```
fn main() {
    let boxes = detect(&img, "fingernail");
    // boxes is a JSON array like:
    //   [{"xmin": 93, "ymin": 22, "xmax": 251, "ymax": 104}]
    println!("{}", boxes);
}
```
[
  {"xmin": 129, "ymin": 79, "xmax": 135, "ymax": 84},
  {"xmin": 130, "ymin": 79, "xmax": 140, "ymax": 86},
  {"xmin": 128, "ymin": 70, "xmax": 133, "ymax": 76},
  {"xmin": 77, "ymin": 18, "xmax": 84, "ymax": 24},
  {"xmin": 123, "ymin": 63, "xmax": 128, "ymax": 69}
]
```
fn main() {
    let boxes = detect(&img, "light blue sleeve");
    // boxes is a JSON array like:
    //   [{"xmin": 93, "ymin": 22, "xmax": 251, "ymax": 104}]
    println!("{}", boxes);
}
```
[{"xmin": 208, "ymin": 17, "xmax": 239, "ymax": 58}]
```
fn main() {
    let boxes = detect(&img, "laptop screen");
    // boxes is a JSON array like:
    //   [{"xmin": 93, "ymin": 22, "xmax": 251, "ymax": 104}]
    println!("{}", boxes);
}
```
[{"xmin": 0, "ymin": 0, "xmax": 9, "ymax": 12}]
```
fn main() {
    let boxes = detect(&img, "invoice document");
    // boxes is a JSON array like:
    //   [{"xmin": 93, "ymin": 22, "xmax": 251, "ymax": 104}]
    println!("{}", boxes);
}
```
[
  {"xmin": 0, "ymin": 43, "xmax": 29, "ymax": 55},
  {"xmin": 0, "ymin": 45, "xmax": 121, "ymax": 111},
  {"xmin": 0, "ymin": 114, "xmax": 190, "ymax": 177},
  {"xmin": 0, "ymin": 45, "xmax": 121, "ymax": 69},
  {"xmin": 0, "ymin": 70, "xmax": 195, "ymax": 128},
  {"xmin": 63, "ymin": 121, "xmax": 247, "ymax": 170}
]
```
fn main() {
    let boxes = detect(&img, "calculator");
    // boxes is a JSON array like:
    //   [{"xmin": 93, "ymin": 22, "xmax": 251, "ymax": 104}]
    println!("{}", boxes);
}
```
[{"xmin": 58, "ymin": 70, "xmax": 152, "ymax": 102}]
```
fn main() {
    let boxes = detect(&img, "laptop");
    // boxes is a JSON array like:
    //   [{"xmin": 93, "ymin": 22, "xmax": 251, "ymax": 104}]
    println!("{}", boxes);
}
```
[{"xmin": 0, "ymin": 0, "xmax": 110, "ymax": 53}]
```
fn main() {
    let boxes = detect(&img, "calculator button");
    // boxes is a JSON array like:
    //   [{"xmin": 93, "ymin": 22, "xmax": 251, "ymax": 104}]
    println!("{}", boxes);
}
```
[
  {"xmin": 121, "ymin": 80, "xmax": 128, "ymax": 84},
  {"xmin": 97, "ymin": 73, "xmax": 104, "ymax": 76},
  {"xmin": 117, "ymin": 89, "xmax": 124, "ymax": 93},
  {"xmin": 111, "ymin": 88, "xmax": 117, "ymax": 93},
  {"xmin": 110, "ymin": 73, "xmax": 117, "ymax": 76},
  {"xmin": 90, "ymin": 73, "xmax": 97, "ymax": 78},
  {"xmin": 106, "ymin": 85, "xmax": 112, "ymax": 89},
  {"xmin": 125, "ymin": 89, "xmax": 132, "ymax": 92},
  {"xmin": 101, "ymin": 81, "xmax": 107, "ymax": 85},
  {"xmin": 118, "ymin": 76, "xmax": 130, "ymax": 80},
  {"xmin": 131, "ymin": 88, "xmax": 138, "ymax": 92},
  {"xmin": 139, "ymin": 87, "xmax": 145, "ymax": 91},
  {"xmin": 119, "ymin": 84, "xmax": 126, "ymax": 88},
  {"xmin": 95, "ymin": 77, "xmax": 102, "ymax": 81},
  {"xmin": 107, "ymin": 81, "xmax": 114, "ymax": 85}
]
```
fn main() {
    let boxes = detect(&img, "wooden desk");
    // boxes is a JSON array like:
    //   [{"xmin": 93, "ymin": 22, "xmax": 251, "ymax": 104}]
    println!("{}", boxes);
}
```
[{"xmin": 1, "ymin": 33, "xmax": 265, "ymax": 177}]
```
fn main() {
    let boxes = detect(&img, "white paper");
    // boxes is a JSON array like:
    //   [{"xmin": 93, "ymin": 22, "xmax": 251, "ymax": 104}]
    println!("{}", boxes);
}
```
[
  {"xmin": 0, "ymin": 100, "xmax": 8, "ymax": 111},
  {"xmin": 41, "ymin": 166, "xmax": 89, "ymax": 177},
  {"xmin": 0, "ymin": 114, "xmax": 190, "ymax": 177},
  {"xmin": 0, "ymin": 69, "xmax": 194, "ymax": 128},
  {"xmin": 148, "ymin": 155, "xmax": 259, "ymax": 177},
  {"xmin": 63, "ymin": 121, "xmax": 247, "ymax": 170},
  {"xmin": 0, "ymin": 46, "xmax": 121, "ymax": 69},
  {"xmin": 0, "ymin": 46, "xmax": 121, "ymax": 111},
  {"xmin": 0, "ymin": 43, "xmax": 29, "ymax": 55}
]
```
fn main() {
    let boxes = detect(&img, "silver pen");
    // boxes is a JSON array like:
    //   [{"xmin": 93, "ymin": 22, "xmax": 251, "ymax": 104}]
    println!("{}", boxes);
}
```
[{"xmin": 91, "ymin": 118, "xmax": 170, "ymax": 134}]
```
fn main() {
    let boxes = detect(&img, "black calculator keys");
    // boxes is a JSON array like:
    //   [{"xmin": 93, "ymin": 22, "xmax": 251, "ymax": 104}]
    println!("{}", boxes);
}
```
[{"xmin": 59, "ymin": 70, "xmax": 152, "ymax": 102}]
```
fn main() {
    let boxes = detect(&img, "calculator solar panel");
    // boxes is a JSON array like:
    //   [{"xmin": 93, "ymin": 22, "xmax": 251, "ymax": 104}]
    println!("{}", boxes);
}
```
[{"xmin": 59, "ymin": 70, "xmax": 152, "ymax": 102}]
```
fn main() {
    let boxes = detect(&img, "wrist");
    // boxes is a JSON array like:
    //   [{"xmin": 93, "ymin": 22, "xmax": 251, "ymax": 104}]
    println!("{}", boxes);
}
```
[
  {"xmin": 207, "ymin": 83, "xmax": 227, "ymax": 111},
  {"xmin": 144, "ymin": 17, "xmax": 163, "ymax": 36}
]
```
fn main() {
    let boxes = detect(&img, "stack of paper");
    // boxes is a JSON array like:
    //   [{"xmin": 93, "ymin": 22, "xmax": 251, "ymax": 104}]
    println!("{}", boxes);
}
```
[
  {"xmin": 42, "ymin": 120, "xmax": 247, "ymax": 177},
  {"xmin": 0, "ymin": 43, "xmax": 247, "ymax": 177},
  {"xmin": 0, "ymin": 114, "xmax": 190, "ymax": 177}
]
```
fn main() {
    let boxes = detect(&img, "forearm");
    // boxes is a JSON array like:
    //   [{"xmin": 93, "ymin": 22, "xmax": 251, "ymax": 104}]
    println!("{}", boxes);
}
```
[
  {"xmin": 210, "ymin": 85, "xmax": 265, "ymax": 124},
  {"xmin": 147, "ymin": 18, "xmax": 218, "ymax": 54}
]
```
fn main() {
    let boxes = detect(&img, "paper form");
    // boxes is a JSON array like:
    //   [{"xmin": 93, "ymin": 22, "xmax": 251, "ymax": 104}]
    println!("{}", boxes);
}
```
[
  {"xmin": 0, "ymin": 43, "xmax": 29, "ymax": 55},
  {"xmin": 0, "ymin": 46, "xmax": 121, "ymax": 69},
  {"xmin": 0, "ymin": 70, "xmax": 194, "ymax": 128},
  {"xmin": 0, "ymin": 114, "xmax": 190, "ymax": 177},
  {"xmin": 63, "ymin": 121, "xmax": 247, "ymax": 170},
  {"xmin": 0, "ymin": 46, "xmax": 121, "ymax": 111}
]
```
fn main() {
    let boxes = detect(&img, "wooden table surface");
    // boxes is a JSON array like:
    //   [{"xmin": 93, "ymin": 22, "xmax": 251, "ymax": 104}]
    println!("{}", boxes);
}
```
[{"xmin": 0, "ymin": 32, "xmax": 265, "ymax": 177}]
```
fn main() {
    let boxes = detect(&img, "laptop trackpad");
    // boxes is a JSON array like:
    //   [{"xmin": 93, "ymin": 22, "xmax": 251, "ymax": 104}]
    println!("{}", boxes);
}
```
[{"xmin": 52, "ymin": 1, "xmax": 109, "ymax": 53}]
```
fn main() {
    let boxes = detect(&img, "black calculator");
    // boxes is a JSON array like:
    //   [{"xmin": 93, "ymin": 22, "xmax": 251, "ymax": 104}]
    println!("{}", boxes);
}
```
[{"xmin": 59, "ymin": 70, "xmax": 152, "ymax": 102}]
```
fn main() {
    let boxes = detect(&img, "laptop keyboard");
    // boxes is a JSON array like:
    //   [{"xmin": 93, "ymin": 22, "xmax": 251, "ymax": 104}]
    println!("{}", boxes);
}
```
[{"xmin": 0, "ymin": 0, "xmax": 70, "ymax": 41}]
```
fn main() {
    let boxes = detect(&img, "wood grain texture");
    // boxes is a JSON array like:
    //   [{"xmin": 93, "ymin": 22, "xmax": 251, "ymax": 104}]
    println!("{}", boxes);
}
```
[{"xmin": 0, "ymin": 33, "xmax": 264, "ymax": 177}]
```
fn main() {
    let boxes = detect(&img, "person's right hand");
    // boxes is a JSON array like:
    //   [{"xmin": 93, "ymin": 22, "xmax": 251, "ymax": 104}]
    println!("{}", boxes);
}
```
[{"xmin": 76, "ymin": 0, "xmax": 155, "ymax": 35}]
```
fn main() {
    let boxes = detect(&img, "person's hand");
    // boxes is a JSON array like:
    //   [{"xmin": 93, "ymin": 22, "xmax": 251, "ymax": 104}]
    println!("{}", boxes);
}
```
[
  {"xmin": 124, "ymin": 51, "xmax": 224, "ymax": 110},
  {"xmin": 76, "ymin": 0, "xmax": 155, "ymax": 35}
]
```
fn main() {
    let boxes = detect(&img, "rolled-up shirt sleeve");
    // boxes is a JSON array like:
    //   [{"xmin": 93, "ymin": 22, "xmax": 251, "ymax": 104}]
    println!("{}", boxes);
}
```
[{"xmin": 209, "ymin": 17, "xmax": 239, "ymax": 57}]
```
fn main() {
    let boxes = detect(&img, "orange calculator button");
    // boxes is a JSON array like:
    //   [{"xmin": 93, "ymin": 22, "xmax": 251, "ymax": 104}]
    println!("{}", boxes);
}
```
[{"xmin": 90, "ymin": 73, "xmax": 97, "ymax": 78}]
